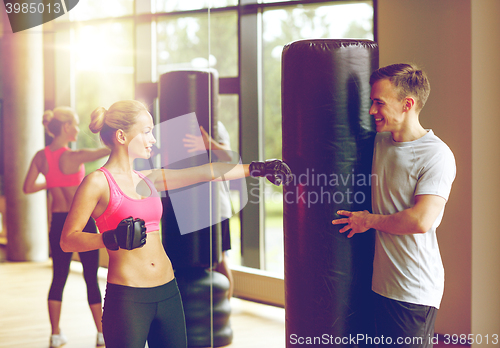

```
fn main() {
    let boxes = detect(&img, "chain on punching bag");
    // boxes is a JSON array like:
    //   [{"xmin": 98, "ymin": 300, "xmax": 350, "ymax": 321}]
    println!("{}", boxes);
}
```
[{"xmin": 282, "ymin": 39, "xmax": 378, "ymax": 347}]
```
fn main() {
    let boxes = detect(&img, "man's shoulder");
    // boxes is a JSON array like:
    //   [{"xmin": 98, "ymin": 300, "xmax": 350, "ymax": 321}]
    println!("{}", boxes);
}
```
[{"xmin": 423, "ymin": 131, "xmax": 455, "ymax": 157}]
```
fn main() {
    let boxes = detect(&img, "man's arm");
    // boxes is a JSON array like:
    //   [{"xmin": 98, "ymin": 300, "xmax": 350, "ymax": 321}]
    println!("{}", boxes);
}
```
[{"xmin": 331, "ymin": 194, "xmax": 446, "ymax": 238}]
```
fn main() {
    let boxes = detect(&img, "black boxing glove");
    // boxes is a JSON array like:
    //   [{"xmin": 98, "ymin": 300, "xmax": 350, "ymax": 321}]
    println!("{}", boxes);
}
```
[
  {"xmin": 249, "ymin": 159, "xmax": 293, "ymax": 186},
  {"xmin": 102, "ymin": 217, "xmax": 147, "ymax": 251}
]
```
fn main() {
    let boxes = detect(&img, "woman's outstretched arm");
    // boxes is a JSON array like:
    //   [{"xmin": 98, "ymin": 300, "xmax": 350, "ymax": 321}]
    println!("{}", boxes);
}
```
[
  {"xmin": 60, "ymin": 147, "xmax": 111, "ymax": 174},
  {"xmin": 144, "ymin": 159, "xmax": 291, "ymax": 192},
  {"xmin": 66, "ymin": 147, "xmax": 111, "ymax": 164}
]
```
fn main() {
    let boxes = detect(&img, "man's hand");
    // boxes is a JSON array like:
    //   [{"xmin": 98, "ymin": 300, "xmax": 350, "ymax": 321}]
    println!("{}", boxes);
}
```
[
  {"xmin": 332, "ymin": 210, "xmax": 371, "ymax": 238},
  {"xmin": 183, "ymin": 126, "xmax": 209, "ymax": 153}
]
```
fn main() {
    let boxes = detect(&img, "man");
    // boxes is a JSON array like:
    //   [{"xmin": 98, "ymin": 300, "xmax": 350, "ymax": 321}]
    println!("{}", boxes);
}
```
[{"xmin": 332, "ymin": 63, "xmax": 456, "ymax": 347}]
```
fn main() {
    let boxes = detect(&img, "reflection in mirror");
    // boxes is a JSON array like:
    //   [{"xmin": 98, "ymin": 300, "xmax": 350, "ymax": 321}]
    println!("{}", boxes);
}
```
[
  {"xmin": 156, "ymin": 0, "xmax": 238, "ymax": 13},
  {"xmin": 156, "ymin": 11, "xmax": 237, "ymax": 78},
  {"xmin": 69, "ymin": 0, "xmax": 134, "ymax": 21}
]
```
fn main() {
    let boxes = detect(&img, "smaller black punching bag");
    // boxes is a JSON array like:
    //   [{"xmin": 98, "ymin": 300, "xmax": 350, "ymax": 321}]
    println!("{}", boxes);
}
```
[
  {"xmin": 159, "ymin": 69, "xmax": 221, "ymax": 269},
  {"xmin": 158, "ymin": 69, "xmax": 232, "ymax": 347}
]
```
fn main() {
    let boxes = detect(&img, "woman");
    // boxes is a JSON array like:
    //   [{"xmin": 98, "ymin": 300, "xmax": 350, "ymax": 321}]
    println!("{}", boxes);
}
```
[
  {"xmin": 23, "ymin": 107, "xmax": 110, "ymax": 347},
  {"xmin": 60, "ymin": 100, "xmax": 291, "ymax": 348}
]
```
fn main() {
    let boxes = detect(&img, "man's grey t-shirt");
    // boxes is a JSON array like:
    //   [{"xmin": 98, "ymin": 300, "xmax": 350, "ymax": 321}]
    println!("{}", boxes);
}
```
[{"xmin": 371, "ymin": 130, "xmax": 456, "ymax": 309}]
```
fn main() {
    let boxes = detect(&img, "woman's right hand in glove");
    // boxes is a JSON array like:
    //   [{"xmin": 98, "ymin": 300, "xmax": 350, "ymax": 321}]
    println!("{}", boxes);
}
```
[{"xmin": 102, "ymin": 217, "xmax": 147, "ymax": 251}]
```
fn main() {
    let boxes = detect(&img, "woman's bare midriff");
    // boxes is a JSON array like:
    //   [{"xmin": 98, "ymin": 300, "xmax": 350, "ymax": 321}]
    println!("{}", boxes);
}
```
[{"xmin": 106, "ymin": 231, "xmax": 175, "ymax": 287}]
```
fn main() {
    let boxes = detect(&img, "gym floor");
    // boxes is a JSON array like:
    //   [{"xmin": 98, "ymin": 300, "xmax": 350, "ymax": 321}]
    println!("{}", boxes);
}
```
[
  {"xmin": 0, "ymin": 257, "xmax": 285, "ymax": 348},
  {"xmin": 0, "ymin": 249, "xmax": 468, "ymax": 348}
]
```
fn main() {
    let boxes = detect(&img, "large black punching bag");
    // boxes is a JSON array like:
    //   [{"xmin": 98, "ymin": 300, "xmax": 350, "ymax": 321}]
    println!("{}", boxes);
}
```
[{"xmin": 282, "ymin": 39, "xmax": 378, "ymax": 347}]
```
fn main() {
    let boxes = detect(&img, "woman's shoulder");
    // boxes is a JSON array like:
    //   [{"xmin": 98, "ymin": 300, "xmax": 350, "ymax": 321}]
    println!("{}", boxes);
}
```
[
  {"xmin": 70, "ymin": 169, "xmax": 111, "ymax": 215},
  {"xmin": 87, "ymin": 168, "xmax": 106, "ymax": 179},
  {"xmin": 58, "ymin": 147, "xmax": 81, "ymax": 169},
  {"xmin": 81, "ymin": 169, "xmax": 107, "ymax": 189},
  {"xmin": 32, "ymin": 149, "xmax": 48, "ymax": 167},
  {"xmin": 34, "ymin": 148, "xmax": 47, "ymax": 159}
]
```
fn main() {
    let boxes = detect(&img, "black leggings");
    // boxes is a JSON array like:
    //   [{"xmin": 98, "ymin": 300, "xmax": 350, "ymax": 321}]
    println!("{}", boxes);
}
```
[
  {"xmin": 102, "ymin": 279, "xmax": 187, "ymax": 348},
  {"xmin": 48, "ymin": 212, "xmax": 102, "ymax": 305}
]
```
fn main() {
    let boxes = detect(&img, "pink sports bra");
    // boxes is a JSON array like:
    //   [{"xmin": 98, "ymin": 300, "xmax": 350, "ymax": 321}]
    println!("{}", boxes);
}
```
[
  {"xmin": 95, "ymin": 167, "xmax": 162, "ymax": 233},
  {"xmin": 44, "ymin": 146, "xmax": 85, "ymax": 189}
]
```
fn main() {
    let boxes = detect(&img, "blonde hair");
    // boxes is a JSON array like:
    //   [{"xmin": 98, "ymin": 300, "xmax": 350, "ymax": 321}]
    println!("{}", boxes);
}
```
[
  {"xmin": 42, "ymin": 107, "xmax": 77, "ymax": 138},
  {"xmin": 89, "ymin": 100, "xmax": 149, "ymax": 146}
]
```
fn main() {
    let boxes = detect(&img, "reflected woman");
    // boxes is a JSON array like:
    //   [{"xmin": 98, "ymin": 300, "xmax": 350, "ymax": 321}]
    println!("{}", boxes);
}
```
[{"xmin": 23, "ymin": 107, "xmax": 110, "ymax": 347}]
